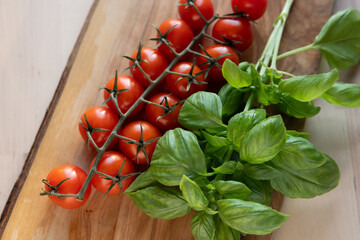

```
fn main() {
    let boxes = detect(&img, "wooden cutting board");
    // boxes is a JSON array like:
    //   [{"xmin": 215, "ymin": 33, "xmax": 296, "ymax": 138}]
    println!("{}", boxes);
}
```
[{"xmin": 0, "ymin": 0, "xmax": 334, "ymax": 239}]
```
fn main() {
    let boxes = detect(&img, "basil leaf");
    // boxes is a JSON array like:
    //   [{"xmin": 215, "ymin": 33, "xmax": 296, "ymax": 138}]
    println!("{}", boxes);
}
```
[
  {"xmin": 244, "ymin": 178, "xmax": 272, "ymax": 205},
  {"xmin": 240, "ymin": 115, "xmax": 286, "ymax": 164},
  {"xmin": 212, "ymin": 161, "xmax": 240, "ymax": 174},
  {"xmin": 180, "ymin": 175, "xmax": 209, "ymax": 211},
  {"xmin": 286, "ymin": 130, "xmax": 310, "ymax": 139},
  {"xmin": 321, "ymin": 81, "xmax": 360, "ymax": 107},
  {"xmin": 215, "ymin": 215, "xmax": 240, "ymax": 240},
  {"xmin": 256, "ymin": 83, "xmax": 282, "ymax": 106},
  {"xmin": 151, "ymin": 129, "xmax": 207, "ymax": 186},
  {"xmin": 313, "ymin": 8, "xmax": 360, "ymax": 70},
  {"xmin": 271, "ymin": 154, "xmax": 340, "ymax": 198},
  {"xmin": 203, "ymin": 131, "xmax": 233, "ymax": 162},
  {"xmin": 215, "ymin": 180, "xmax": 252, "ymax": 200},
  {"xmin": 217, "ymin": 199, "xmax": 289, "ymax": 235},
  {"xmin": 128, "ymin": 186, "xmax": 191, "ymax": 220},
  {"xmin": 222, "ymin": 59, "xmax": 252, "ymax": 88},
  {"xmin": 179, "ymin": 91, "xmax": 226, "ymax": 131},
  {"xmin": 244, "ymin": 164, "xmax": 281, "ymax": 180},
  {"xmin": 124, "ymin": 169, "xmax": 157, "ymax": 193},
  {"xmin": 274, "ymin": 135, "xmax": 327, "ymax": 170},
  {"xmin": 227, "ymin": 109, "xmax": 267, "ymax": 151},
  {"xmin": 191, "ymin": 211, "xmax": 216, "ymax": 240},
  {"xmin": 278, "ymin": 69, "xmax": 339, "ymax": 102},
  {"xmin": 277, "ymin": 93, "xmax": 321, "ymax": 118},
  {"xmin": 218, "ymin": 84, "xmax": 245, "ymax": 120}
]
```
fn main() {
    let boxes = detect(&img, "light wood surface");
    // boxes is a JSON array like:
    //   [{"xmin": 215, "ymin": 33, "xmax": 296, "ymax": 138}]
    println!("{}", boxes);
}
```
[{"xmin": 0, "ymin": 0, "xmax": 359, "ymax": 239}]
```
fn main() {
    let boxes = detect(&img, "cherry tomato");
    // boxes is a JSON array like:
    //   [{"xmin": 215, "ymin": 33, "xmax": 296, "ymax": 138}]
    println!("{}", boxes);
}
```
[
  {"xmin": 90, "ymin": 151, "xmax": 135, "ymax": 195},
  {"xmin": 178, "ymin": 0, "xmax": 214, "ymax": 34},
  {"xmin": 79, "ymin": 106, "xmax": 119, "ymax": 149},
  {"xmin": 157, "ymin": 18, "xmax": 194, "ymax": 60},
  {"xmin": 197, "ymin": 44, "xmax": 240, "ymax": 84},
  {"xmin": 231, "ymin": 0, "xmax": 267, "ymax": 20},
  {"xmin": 166, "ymin": 61, "xmax": 207, "ymax": 99},
  {"xmin": 44, "ymin": 165, "xmax": 91, "ymax": 209},
  {"xmin": 119, "ymin": 121, "xmax": 162, "ymax": 165},
  {"xmin": 129, "ymin": 47, "xmax": 168, "ymax": 88},
  {"xmin": 212, "ymin": 18, "xmax": 253, "ymax": 52},
  {"xmin": 103, "ymin": 75, "xmax": 144, "ymax": 116},
  {"xmin": 145, "ymin": 93, "xmax": 183, "ymax": 132}
]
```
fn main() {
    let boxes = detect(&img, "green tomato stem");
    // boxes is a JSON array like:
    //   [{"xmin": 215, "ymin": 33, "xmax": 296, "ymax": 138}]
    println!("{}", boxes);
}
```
[{"xmin": 277, "ymin": 43, "xmax": 315, "ymax": 60}]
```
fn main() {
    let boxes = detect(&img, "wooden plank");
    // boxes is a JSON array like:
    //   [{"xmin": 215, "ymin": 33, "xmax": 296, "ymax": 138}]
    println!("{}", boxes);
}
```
[{"xmin": 0, "ymin": 0, "xmax": 335, "ymax": 239}]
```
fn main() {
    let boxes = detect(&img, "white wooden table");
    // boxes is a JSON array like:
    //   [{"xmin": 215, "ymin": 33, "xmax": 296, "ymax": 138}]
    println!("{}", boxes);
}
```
[{"xmin": 0, "ymin": 0, "xmax": 359, "ymax": 239}]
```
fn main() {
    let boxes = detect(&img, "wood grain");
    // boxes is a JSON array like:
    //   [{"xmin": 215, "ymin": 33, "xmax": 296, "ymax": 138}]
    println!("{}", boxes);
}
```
[{"xmin": 0, "ymin": 0, "xmax": 337, "ymax": 239}]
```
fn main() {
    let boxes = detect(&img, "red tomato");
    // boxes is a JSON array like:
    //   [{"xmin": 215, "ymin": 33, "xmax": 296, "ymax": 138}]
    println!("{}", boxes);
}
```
[
  {"xmin": 44, "ymin": 165, "xmax": 91, "ymax": 209},
  {"xmin": 129, "ymin": 47, "xmax": 168, "ymax": 88},
  {"xmin": 79, "ymin": 106, "xmax": 119, "ymax": 149},
  {"xmin": 119, "ymin": 121, "xmax": 162, "ymax": 165},
  {"xmin": 178, "ymin": 0, "xmax": 214, "ymax": 34},
  {"xmin": 103, "ymin": 75, "xmax": 144, "ymax": 116},
  {"xmin": 166, "ymin": 61, "xmax": 207, "ymax": 99},
  {"xmin": 212, "ymin": 18, "xmax": 253, "ymax": 52},
  {"xmin": 145, "ymin": 93, "xmax": 182, "ymax": 132},
  {"xmin": 197, "ymin": 44, "xmax": 240, "ymax": 84},
  {"xmin": 90, "ymin": 151, "xmax": 135, "ymax": 195},
  {"xmin": 231, "ymin": 0, "xmax": 267, "ymax": 20},
  {"xmin": 157, "ymin": 18, "xmax": 194, "ymax": 60}
]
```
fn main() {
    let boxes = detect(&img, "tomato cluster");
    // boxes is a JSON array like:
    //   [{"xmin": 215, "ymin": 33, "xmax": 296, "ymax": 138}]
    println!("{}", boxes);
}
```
[{"xmin": 42, "ymin": 0, "xmax": 267, "ymax": 209}]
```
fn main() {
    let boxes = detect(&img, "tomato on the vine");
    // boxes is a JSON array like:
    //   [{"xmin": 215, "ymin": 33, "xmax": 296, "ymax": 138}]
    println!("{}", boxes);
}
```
[
  {"xmin": 178, "ymin": 0, "xmax": 214, "ymax": 34},
  {"xmin": 103, "ymin": 75, "xmax": 144, "ymax": 116},
  {"xmin": 197, "ymin": 44, "xmax": 240, "ymax": 84},
  {"xmin": 79, "ymin": 106, "xmax": 119, "ymax": 149},
  {"xmin": 129, "ymin": 47, "xmax": 168, "ymax": 88},
  {"xmin": 44, "ymin": 165, "xmax": 91, "ymax": 209},
  {"xmin": 119, "ymin": 121, "xmax": 162, "ymax": 165},
  {"xmin": 212, "ymin": 18, "xmax": 253, "ymax": 52},
  {"xmin": 90, "ymin": 151, "xmax": 135, "ymax": 195},
  {"xmin": 145, "ymin": 93, "xmax": 183, "ymax": 132},
  {"xmin": 166, "ymin": 61, "xmax": 207, "ymax": 99},
  {"xmin": 157, "ymin": 18, "xmax": 194, "ymax": 60},
  {"xmin": 231, "ymin": 0, "xmax": 267, "ymax": 21}
]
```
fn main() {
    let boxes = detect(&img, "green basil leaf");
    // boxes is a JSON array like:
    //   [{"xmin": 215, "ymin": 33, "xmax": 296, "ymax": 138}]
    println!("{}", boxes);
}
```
[
  {"xmin": 256, "ymin": 83, "xmax": 282, "ymax": 106},
  {"xmin": 217, "ymin": 199, "xmax": 289, "ymax": 235},
  {"xmin": 244, "ymin": 163, "xmax": 281, "ymax": 180},
  {"xmin": 128, "ymin": 186, "xmax": 191, "ymax": 220},
  {"xmin": 278, "ymin": 69, "xmax": 339, "ymax": 102},
  {"xmin": 271, "ymin": 153, "xmax": 340, "ymax": 198},
  {"xmin": 222, "ymin": 59, "xmax": 252, "ymax": 88},
  {"xmin": 313, "ymin": 8, "xmax": 360, "ymax": 70},
  {"xmin": 227, "ymin": 109, "xmax": 267, "ymax": 151},
  {"xmin": 321, "ymin": 81, "xmax": 360, "ymax": 107},
  {"xmin": 179, "ymin": 91, "xmax": 226, "ymax": 131},
  {"xmin": 202, "ymin": 131, "xmax": 230, "ymax": 147},
  {"xmin": 180, "ymin": 175, "xmax": 209, "ymax": 211},
  {"xmin": 212, "ymin": 161, "xmax": 239, "ymax": 174},
  {"xmin": 215, "ymin": 180, "xmax": 252, "ymax": 200},
  {"xmin": 244, "ymin": 178, "xmax": 272, "ymax": 205},
  {"xmin": 286, "ymin": 130, "xmax": 310, "ymax": 139},
  {"xmin": 218, "ymin": 84, "xmax": 245, "ymax": 120},
  {"xmin": 240, "ymin": 115, "xmax": 286, "ymax": 164},
  {"xmin": 191, "ymin": 211, "xmax": 216, "ymax": 240},
  {"xmin": 273, "ymin": 135, "xmax": 327, "ymax": 170},
  {"xmin": 151, "ymin": 129, "xmax": 207, "ymax": 186},
  {"xmin": 277, "ymin": 93, "xmax": 321, "ymax": 118},
  {"xmin": 124, "ymin": 169, "xmax": 157, "ymax": 193},
  {"xmin": 215, "ymin": 215, "xmax": 240, "ymax": 240},
  {"xmin": 203, "ymin": 131, "xmax": 233, "ymax": 162}
]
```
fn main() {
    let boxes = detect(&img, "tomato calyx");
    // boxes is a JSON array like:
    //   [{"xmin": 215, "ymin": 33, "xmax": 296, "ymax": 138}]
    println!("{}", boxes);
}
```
[
  {"xmin": 116, "ymin": 123, "xmax": 160, "ymax": 164},
  {"xmin": 197, "ymin": 45, "xmax": 232, "ymax": 78},
  {"xmin": 169, "ymin": 59, "xmax": 208, "ymax": 91},
  {"xmin": 79, "ymin": 114, "xmax": 110, "ymax": 149},
  {"xmin": 95, "ymin": 160, "xmax": 139, "ymax": 196},
  {"xmin": 151, "ymin": 24, "xmax": 178, "ymax": 55},
  {"xmin": 123, "ymin": 43, "xmax": 150, "ymax": 72},
  {"xmin": 224, "ymin": 9, "xmax": 255, "ymax": 22},
  {"xmin": 101, "ymin": 72, "xmax": 130, "ymax": 116},
  {"xmin": 144, "ymin": 94, "xmax": 185, "ymax": 120},
  {"xmin": 40, "ymin": 178, "xmax": 70, "ymax": 200}
]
